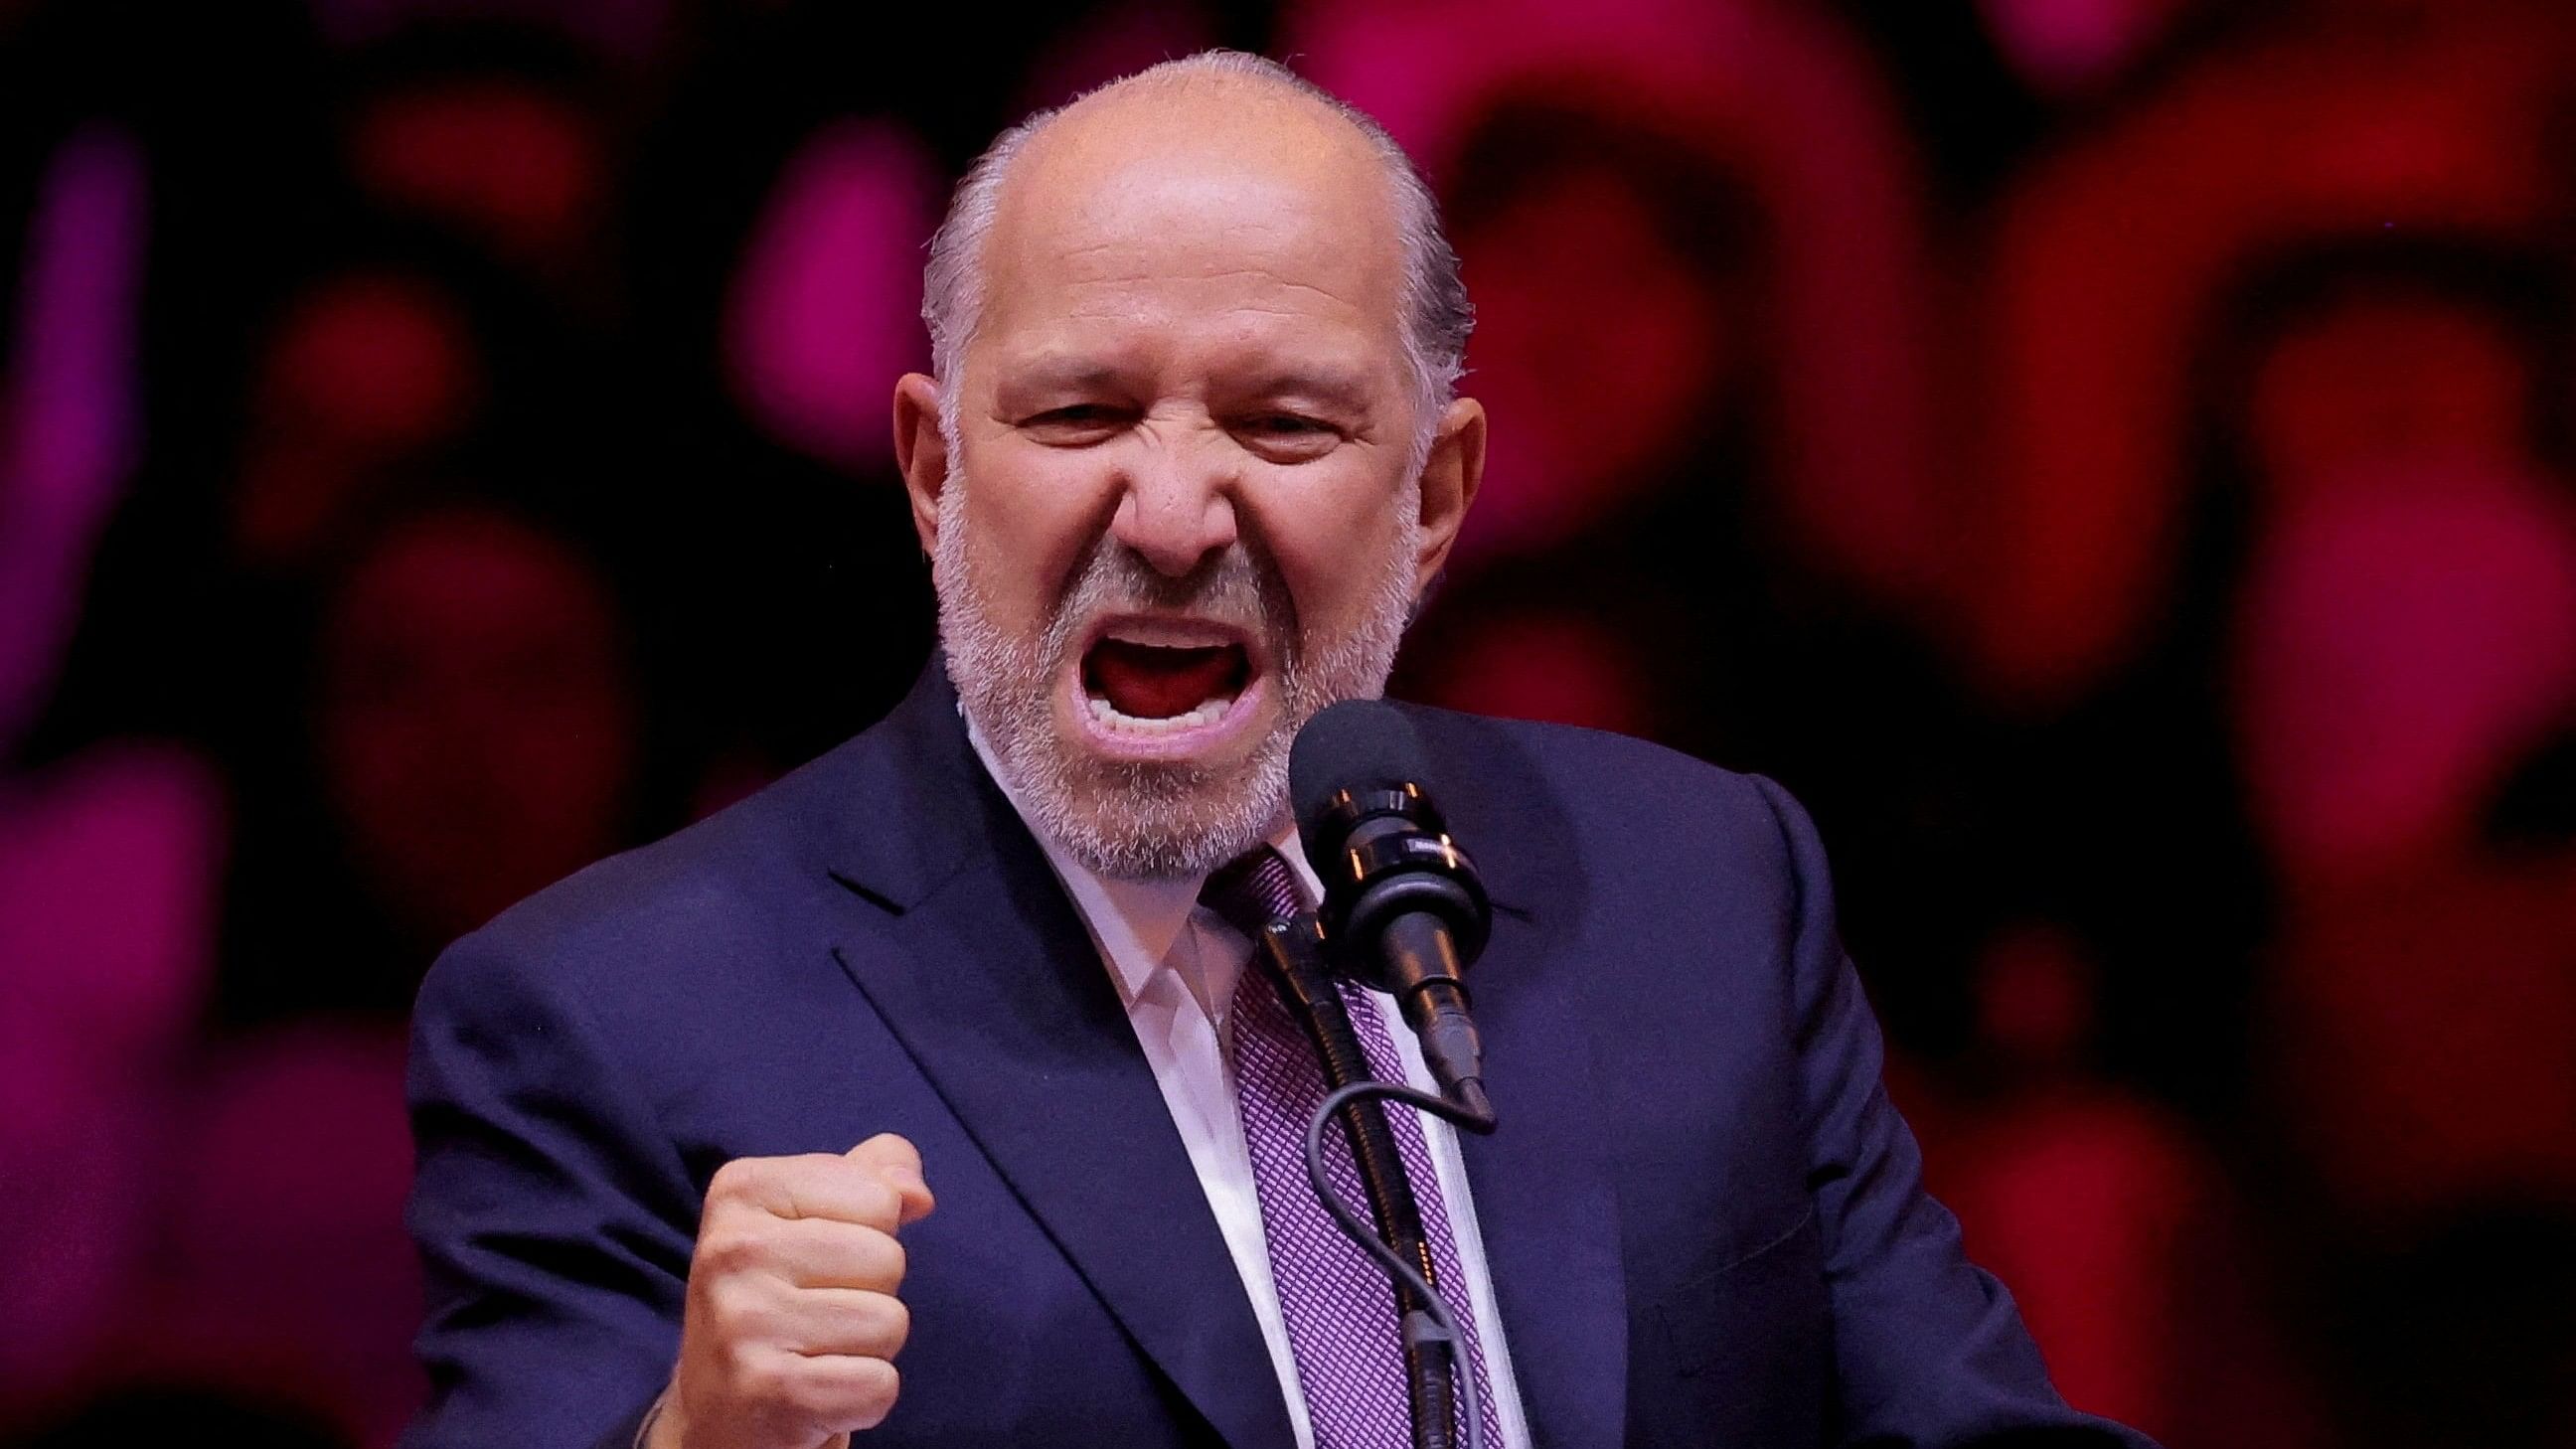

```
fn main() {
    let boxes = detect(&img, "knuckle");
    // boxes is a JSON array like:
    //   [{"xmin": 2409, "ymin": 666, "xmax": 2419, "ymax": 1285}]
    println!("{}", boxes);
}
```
[
  {"xmin": 708, "ymin": 1157, "xmax": 761, "ymax": 1201},
  {"xmin": 724, "ymin": 1342, "xmax": 778, "ymax": 1398},
  {"xmin": 850, "ymin": 1361, "xmax": 901, "ymax": 1430},
  {"xmin": 780, "ymin": 1153, "xmax": 842, "ymax": 1194},
  {"xmin": 830, "ymin": 1225, "xmax": 895, "ymax": 1290},
  {"xmin": 705, "ymin": 1283, "xmax": 769, "ymax": 1342},
  {"xmin": 847, "ymin": 1179, "xmax": 898, "ymax": 1223},
  {"xmin": 876, "ymin": 1296, "xmax": 913, "ymax": 1356},
  {"xmin": 784, "ymin": 1364, "xmax": 840, "ymax": 1417},
  {"xmin": 696, "ymin": 1225, "xmax": 764, "ymax": 1278}
]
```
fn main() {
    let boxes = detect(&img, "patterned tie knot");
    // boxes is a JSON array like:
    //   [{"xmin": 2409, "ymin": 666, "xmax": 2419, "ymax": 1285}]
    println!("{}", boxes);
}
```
[{"xmin": 1199, "ymin": 846, "xmax": 1305, "ymax": 941}]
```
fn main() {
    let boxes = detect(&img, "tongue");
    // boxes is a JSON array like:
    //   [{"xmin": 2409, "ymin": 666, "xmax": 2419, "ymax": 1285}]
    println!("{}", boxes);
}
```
[{"xmin": 1087, "ymin": 640, "xmax": 1241, "ymax": 720}]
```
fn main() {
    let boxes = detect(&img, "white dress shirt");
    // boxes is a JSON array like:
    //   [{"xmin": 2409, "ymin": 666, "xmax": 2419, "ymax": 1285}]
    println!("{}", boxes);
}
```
[{"xmin": 968, "ymin": 724, "xmax": 1532, "ymax": 1449}]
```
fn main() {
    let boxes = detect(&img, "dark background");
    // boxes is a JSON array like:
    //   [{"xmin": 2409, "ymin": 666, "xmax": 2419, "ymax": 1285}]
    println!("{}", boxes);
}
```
[{"xmin": 4, "ymin": 0, "xmax": 2574, "ymax": 1444}]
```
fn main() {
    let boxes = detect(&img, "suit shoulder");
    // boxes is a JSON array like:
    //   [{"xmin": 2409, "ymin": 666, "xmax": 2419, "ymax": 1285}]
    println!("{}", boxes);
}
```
[
  {"xmin": 1395, "ymin": 702, "xmax": 1825, "ymax": 926},
  {"xmin": 1400, "ymin": 702, "xmax": 1784, "ymax": 825},
  {"xmin": 421, "ymin": 732, "xmax": 877, "ymax": 1011}
]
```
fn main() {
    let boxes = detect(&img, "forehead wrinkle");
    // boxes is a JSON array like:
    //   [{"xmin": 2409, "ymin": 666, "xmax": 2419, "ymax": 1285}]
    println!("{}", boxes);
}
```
[
  {"xmin": 1000, "ymin": 309, "xmax": 1393, "ymax": 392},
  {"xmin": 989, "ymin": 228, "xmax": 1390, "ymax": 320},
  {"xmin": 1001, "ymin": 185, "xmax": 1393, "ymax": 294},
  {"xmin": 986, "ymin": 267, "xmax": 1393, "ymax": 382},
  {"xmin": 990, "ymin": 341, "xmax": 1392, "ymax": 422},
  {"xmin": 1042, "ymin": 281, "xmax": 1376, "ymax": 333}
]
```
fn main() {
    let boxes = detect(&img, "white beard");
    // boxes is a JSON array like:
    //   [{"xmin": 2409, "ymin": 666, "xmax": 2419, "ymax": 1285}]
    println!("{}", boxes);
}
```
[{"xmin": 933, "ymin": 466, "xmax": 1418, "ymax": 880}]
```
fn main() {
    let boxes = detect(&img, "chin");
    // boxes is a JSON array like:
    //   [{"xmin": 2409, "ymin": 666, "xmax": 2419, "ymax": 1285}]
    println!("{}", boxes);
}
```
[{"xmin": 1044, "ymin": 737, "xmax": 1291, "ymax": 882}]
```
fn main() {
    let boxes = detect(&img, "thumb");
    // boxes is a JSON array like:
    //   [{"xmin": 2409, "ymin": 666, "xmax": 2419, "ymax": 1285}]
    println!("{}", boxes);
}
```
[{"xmin": 847, "ymin": 1132, "xmax": 934, "ymax": 1227}]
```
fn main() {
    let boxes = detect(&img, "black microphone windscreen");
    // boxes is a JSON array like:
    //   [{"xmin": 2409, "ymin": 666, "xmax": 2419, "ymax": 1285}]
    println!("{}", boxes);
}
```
[{"xmin": 1289, "ymin": 699, "xmax": 1431, "ymax": 836}]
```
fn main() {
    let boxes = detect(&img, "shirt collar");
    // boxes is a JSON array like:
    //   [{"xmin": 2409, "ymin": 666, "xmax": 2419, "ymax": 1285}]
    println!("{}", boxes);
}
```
[{"xmin": 963, "ymin": 711, "xmax": 1318, "ymax": 1010}]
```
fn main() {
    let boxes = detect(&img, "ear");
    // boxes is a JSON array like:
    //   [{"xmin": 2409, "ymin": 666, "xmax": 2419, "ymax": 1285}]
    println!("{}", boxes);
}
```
[
  {"xmin": 892, "ymin": 372, "xmax": 949, "ymax": 556},
  {"xmin": 1408, "ymin": 396, "xmax": 1486, "ymax": 590}
]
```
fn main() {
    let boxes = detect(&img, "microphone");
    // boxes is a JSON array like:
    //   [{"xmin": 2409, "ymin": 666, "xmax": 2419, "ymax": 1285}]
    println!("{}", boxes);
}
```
[{"xmin": 1290, "ymin": 700, "xmax": 1495, "ymax": 1122}]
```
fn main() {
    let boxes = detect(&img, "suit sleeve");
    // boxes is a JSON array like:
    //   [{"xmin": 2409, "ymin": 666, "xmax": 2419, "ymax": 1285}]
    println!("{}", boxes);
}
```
[
  {"xmin": 402, "ymin": 926, "xmax": 702, "ymax": 1449},
  {"xmin": 1751, "ymin": 775, "xmax": 2162, "ymax": 1449}
]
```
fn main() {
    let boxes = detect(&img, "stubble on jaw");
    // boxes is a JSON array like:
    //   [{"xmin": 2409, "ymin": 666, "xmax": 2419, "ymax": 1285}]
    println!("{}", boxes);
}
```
[{"xmin": 933, "ymin": 465, "xmax": 1418, "ymax": 881}]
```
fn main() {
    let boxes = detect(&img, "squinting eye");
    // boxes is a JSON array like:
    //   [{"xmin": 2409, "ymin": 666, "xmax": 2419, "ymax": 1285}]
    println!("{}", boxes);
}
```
[
  {"xmin": 1236, "ymin": 412, "xmax": 1339, "ymax": 440},
  {"xmin": 1233, "ymin": 412, "xmax": 1342, "ymax": 462},
  {"xmin": 1020, "ymin": 404, "xmax": 1129, "ymax": 443},
  {"xmin": 1030, "ymin": 404, "xmax": 1116, "ymax": 426},
  {"xmin": 1235, "ymin": 414, "xmax": 1345, "ymax": 446}
]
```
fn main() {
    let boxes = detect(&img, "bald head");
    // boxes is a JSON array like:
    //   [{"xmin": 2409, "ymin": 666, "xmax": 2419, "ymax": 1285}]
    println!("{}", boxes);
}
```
[{"xmin": 920, "ymin": 52, "xmax": 1470, "ymax": 444}]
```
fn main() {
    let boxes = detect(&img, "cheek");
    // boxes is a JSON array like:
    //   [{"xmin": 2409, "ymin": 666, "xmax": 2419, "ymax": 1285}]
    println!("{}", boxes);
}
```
[
  {"xmin": 1245, "ymin": 466, "xmax": 1409, "ymax": 635},
  {"xmin": 956, "ymin": 443, "xmax": 1111, "ymax": 625}
]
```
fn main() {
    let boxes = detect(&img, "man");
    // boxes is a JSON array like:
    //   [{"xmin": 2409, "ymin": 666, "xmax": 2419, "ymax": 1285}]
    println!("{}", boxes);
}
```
[{"xmin": 404, "ymin": 52, "xmax": 2153, "ymax": 1449}]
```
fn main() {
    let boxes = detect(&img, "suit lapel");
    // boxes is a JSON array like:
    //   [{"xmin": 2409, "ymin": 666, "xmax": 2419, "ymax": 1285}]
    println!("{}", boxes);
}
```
[
  {"xmin": 1422, "ymin": 709, "xmax": 1632, "ymax": 1449},
  {"xmin": 822, "ymin": 667, "xmax": 1294, "ymax": 1449},
  {"xmin": 1454, "ymin": 905, "xmax": 1630, "ymax": 1449}
]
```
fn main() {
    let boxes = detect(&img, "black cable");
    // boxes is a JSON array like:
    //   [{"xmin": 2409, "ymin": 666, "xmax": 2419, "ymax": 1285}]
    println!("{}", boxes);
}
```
[
  {"xmin": 1302, "ymin": 1078, "xmax": 1500, "ymax": 1449},
  {"xmin": 1255, "ymin": 920, "xmax": 1457, "ymax": 1445}
]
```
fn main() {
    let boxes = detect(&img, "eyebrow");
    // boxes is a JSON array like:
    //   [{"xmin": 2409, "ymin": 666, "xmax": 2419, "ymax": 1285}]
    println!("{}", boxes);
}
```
[
  {"xmin": 996, "ymin": 357, "xmax": 1382, "ymax": 412},
  {"xmin": 999, "ymin": 358, "xmax": 1134, "ymax": 395},
  {"xmin": 1241, "ymin": 367, "xmax": 1374, "ymax": 408}
]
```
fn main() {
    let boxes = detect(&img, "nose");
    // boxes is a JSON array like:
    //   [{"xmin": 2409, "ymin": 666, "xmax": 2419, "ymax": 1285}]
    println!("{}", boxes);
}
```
[{"xmin": 1108, "ymin": 429, "xmax": 1240, "ymax": 577}]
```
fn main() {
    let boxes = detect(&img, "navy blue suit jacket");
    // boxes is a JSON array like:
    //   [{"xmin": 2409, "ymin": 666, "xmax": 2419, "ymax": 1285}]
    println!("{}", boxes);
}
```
[{"xmin": 404, "ymin": 663, "xmax": 2154, "ymax": 1448}]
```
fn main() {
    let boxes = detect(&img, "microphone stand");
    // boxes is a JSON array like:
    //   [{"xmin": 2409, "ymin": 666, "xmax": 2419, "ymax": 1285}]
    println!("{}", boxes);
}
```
[{"xmin": 1253, "ymin": 916, "xmax": 1493, "ymax": 1449}]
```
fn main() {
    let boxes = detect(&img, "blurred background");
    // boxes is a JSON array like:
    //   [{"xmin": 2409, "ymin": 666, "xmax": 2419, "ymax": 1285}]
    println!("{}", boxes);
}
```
[{"xmin": 4, "ymin": 0, "xmax": 2574, "ymax": 1443}]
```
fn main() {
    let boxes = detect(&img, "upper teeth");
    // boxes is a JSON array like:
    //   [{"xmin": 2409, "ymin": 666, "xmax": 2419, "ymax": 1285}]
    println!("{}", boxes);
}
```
[
  {"xmin": 1088, "ymin": 694, "xmax": 1235, "ymax": 732},
  {"xmin": 1100, "ymin": 618, "xmax": 1239, "ymax": 650}
]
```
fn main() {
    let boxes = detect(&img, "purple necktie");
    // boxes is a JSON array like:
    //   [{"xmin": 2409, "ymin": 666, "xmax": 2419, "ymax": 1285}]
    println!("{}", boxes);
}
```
[{"xmin": 1202, "ymin": 847, "xmax": 1503, "ymax": 1449}]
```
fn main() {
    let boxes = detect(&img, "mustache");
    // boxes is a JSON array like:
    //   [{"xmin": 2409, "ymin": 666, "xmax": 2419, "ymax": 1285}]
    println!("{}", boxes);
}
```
[{"xmin": 1046, "ymin": 540, "xmax": 1299, "ymax": 652}]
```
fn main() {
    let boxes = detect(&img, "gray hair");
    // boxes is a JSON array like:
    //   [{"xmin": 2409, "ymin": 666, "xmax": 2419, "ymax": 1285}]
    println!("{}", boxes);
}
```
[{"xmin": 920, "ymin": 50, "xmax": 1473, "ymax": 453}]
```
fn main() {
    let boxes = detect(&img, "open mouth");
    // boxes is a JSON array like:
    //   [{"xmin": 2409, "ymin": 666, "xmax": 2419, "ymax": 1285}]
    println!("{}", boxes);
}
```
[
  {"xmin": 1081, "ymin": 633, "xmax": 1252, "ymax": 732},
  {"xmin": 1063, "ymin": 614, "xmax": 1273, "ymax": 756}
]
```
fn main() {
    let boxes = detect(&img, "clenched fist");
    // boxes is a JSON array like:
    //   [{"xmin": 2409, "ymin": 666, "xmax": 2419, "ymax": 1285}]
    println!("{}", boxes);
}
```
[{"xmin": 648, "ymin": 1134, "xmax": 936, "ymax": 1449}]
